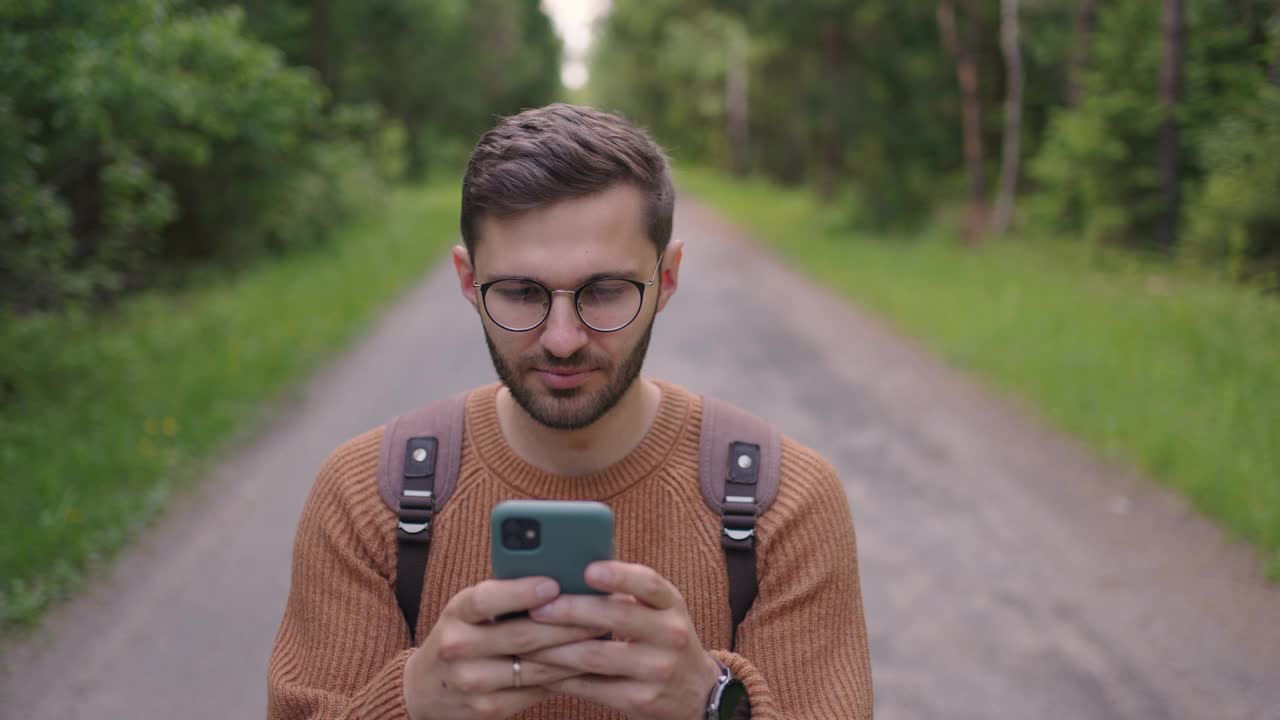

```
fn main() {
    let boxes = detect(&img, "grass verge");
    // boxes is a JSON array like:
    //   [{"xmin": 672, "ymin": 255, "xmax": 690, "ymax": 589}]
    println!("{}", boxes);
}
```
[
  {"xmin": 679, "ymin": 166, "xmax": 1280, "ymax": 576},
  {"xmin": 0, "ymin": 182, "xmax": 460, "ymax": 631}
]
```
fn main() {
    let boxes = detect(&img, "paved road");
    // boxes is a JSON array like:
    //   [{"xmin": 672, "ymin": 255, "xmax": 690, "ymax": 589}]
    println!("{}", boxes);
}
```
[{"xmin": 3, "ymin": 198, "xmax": 1279, "ymax": 719}]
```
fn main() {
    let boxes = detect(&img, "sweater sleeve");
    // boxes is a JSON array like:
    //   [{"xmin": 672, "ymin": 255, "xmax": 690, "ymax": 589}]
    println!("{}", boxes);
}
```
[
  {"xmin": 267, "ymin": 428, "xmax": 417, "ymax": 720},
  {"xmin": 717, "ymin": 441, "xmax": 874, "ymax": 719}
]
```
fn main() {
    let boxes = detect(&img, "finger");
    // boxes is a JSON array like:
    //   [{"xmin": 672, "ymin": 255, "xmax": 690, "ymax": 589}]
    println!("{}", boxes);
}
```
[
  {"xmin": 472, "ymin": 618, "xmax": 609, "ymax": 657},
  {"xmin": 459, "ymin": 687, "xmax": 553, "ymax": 719},
  {"xmin": 531, "ymin": 594, "xmax": 692, "ymax": 649},
  {"xmin": 546, "ymin": 675, "xmax": 654, "ymax": 712},
  {"xmin": 448, "ymin": 577, "xmax": 560, "ymax": 625},
  {"xmin": 447, "ymin": 657, "xmax": 584, "ymax": 694},
  {"xmin": 584, "ymin": 561, "xmax": 679, "ymax": 610},
  {"xmin": 525, "ymin": 639, "xmax": 675, "ymax": 682}
]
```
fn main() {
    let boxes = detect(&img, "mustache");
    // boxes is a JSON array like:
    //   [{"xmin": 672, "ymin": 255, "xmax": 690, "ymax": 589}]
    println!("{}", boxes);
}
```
[{"xmin": 521, "ymin": 351, "xmax": 607, "ymax": 370}]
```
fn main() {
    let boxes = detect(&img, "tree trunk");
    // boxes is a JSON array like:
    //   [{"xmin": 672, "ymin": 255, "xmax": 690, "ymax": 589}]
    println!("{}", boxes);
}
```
[
  {"xmin": 726, "ymin": 25, "xmax": 750, "ymax": 177},
  {"xmin": 1157, "ymin": 0, "xmax": 1185, "ymax": 249},
  {"xmin": 310, "ymin": 0, "xmax": 338, "ymax": 95},
  {"xmin": 993, "ymin": 0, "xmax": 1024, "ymax": 235},
  {"xmin": 937, "ymin": 0, "xmax": 989, "ymax": 242},
  {"xmin": 1067, "ymin": 0, "xmax": 1098, "ymax": 107},
  {"xmin": 1271, "ymin": 9, "xmax": 1280, "ymax": 87},
  {"xmin": 816, "ymin": 24, "xmax": 847, "ymax": 202}
]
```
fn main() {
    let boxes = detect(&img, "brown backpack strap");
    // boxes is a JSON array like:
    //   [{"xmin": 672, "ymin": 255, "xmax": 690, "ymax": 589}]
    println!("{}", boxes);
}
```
[
  {"xmin": 698, "ymin": 395, "xmax": 782, "ymax": 650},
  {"xmin": 377, "ymin": 389, "xmax": 469, "ymax": 644}
]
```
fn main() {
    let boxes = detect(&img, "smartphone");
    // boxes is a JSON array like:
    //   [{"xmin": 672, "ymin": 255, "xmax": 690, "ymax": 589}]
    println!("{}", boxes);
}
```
[{"xmin": 491, "ymin": 499, "xmax": 615, "ymax": 595}]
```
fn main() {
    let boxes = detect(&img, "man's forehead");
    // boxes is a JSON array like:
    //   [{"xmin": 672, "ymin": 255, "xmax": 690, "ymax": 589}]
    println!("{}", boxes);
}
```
[{"xmin": 472, "ymin": 187, "xmax": 656, "ymax": 281}]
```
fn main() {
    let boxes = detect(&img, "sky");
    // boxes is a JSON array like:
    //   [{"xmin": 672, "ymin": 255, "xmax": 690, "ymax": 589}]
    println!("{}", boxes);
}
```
[{"xmin": 541, "ymin": 0, "xmax": 611, "ymax": 90}]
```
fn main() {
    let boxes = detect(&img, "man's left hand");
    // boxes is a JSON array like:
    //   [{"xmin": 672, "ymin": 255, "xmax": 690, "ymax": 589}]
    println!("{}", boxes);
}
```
[{"xmin": 525, "ymin": 561, "xmax": 722, "ymax": 719}]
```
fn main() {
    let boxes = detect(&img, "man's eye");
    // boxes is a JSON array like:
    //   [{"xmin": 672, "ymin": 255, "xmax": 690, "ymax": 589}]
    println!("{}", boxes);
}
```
[
  {"xmin": 495, "ymin": 285, "xmax": 543, "ymax": 303},
  {"xmin": 583, "ymin": 282, "xmax": 629, "ymax": 303}
]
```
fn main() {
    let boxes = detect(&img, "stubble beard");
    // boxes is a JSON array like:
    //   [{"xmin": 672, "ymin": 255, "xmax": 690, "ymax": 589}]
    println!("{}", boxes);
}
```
[{"xmin": 485, "ymin": 314, "xmax": 655, "ymax": 431}]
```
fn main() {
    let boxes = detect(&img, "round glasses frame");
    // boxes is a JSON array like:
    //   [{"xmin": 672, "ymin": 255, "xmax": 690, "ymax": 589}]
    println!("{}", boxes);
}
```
[{"xmin": 473, "ymin": 252, "xmax": 665, "ymax": 333}]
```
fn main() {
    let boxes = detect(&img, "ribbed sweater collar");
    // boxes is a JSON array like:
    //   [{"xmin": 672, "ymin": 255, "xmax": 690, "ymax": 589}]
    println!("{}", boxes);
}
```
[{"xmin": 464, "ymin": 378, "xmax": 694, "ymax": 500}]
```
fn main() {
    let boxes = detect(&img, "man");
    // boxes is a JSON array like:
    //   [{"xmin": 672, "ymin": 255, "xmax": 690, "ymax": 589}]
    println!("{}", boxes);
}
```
[{"xmin": 267, "ymin": 103, "xmax": 873, "ymax": 719}]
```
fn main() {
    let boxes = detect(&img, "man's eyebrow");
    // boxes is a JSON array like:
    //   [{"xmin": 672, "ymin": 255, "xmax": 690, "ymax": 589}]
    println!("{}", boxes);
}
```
[{"xmin": 488, "ymin": 268, "xmax": 643, "ymax": 285}]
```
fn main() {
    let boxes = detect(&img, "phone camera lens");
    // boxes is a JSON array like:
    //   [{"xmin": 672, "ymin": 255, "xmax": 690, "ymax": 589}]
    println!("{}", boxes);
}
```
[{"xmin": 501, "ymin": 518, "xmax": 541, "ymax": 550}]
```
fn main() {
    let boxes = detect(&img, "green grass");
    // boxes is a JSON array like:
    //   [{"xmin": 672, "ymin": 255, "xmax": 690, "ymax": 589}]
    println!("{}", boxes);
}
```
[
  {"xmin": 680, "ymin": 166, "xmax": 1280, "ymax": 576},
  {"xmin": 0, "ymin": 182, "xmax": 461, "ymax": 631}
]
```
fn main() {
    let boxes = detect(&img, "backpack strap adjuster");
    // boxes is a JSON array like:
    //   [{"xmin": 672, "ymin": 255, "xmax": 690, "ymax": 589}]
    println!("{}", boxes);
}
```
[
  {"xmin": 721, "ymin": 499, "xmax": 757, "ymax": 547},
  {"xmin": 397, "ymin": 493, "xmax": 435, "ymax": 542},
  {"xmin": 397, "ymin": 437, "xmax": 438, "ymax": 543},
  {"xmin": 721, "ymin": 441, "xmax": 760, "ymax": 550}
]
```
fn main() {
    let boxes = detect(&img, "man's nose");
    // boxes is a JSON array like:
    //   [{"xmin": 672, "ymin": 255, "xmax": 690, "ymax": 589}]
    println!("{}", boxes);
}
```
[{"xmin": 539, "ymin": 292, "xmax": 589, "ymax": 358}]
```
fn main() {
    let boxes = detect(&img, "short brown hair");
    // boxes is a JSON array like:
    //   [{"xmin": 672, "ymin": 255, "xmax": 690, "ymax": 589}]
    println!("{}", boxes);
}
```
[{"xmin": 460, "ymin": 103, "xmax": 675, "ymax": 258}]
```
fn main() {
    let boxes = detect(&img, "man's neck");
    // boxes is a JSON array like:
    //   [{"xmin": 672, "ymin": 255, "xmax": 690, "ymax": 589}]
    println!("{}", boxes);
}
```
[{"xmin": 495, "ymin": 377, "xmax": 663, "ymax": 477}]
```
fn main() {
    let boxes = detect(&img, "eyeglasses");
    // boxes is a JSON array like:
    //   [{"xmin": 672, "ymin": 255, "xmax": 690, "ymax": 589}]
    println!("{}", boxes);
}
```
[{"xmin": 473, "ymin": 252, "xmax": 664, "ymax": 333}]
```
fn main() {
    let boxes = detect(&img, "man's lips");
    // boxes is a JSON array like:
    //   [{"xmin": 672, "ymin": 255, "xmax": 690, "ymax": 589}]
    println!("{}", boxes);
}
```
[{"xmin": 533, "ymin": 367, "xmax": 596, "ymax": 389}]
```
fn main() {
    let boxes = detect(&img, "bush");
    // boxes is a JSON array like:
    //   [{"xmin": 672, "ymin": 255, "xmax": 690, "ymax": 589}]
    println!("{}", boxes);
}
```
[
  {"xmin": 1028, "ymin": 0, "xmax": 1275, "ymax": 254},
  {"xmin": 1183, "ymin": 87, "xmax": 1280, "ymax": 285},
  {"xmin": 1027, "ymin": 1, "xmax": 1163, "ymax": 246},
  {"xmin": 0, "ymin": 1, "xmax": 390, "ymax": 310}
]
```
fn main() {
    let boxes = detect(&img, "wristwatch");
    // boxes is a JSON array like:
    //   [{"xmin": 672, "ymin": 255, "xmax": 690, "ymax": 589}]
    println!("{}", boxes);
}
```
[{"xmin": 706, "ymin": 656, "xmax": 748, "ymax": 720}]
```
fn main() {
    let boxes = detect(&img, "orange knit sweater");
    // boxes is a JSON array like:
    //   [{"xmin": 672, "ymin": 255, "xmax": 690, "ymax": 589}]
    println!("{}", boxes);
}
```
[{"xmin": 267, "ymin": 380, "xmax": 873, "ymax": 719}]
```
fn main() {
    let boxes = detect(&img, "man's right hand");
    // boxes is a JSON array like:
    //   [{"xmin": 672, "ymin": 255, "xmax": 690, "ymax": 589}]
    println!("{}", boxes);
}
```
[{"xmin": 403, "ymin": 577, "xmax": 604, "ymax": 720}]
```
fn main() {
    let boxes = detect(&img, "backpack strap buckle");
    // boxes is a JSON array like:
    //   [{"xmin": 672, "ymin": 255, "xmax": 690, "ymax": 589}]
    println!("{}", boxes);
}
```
[
  {"xmin": 721, "ymin": 441, "xmax": 760, "ymax": 550},
  {"xmin": 397, "ymin": 492, "xmax": 435, "ymax": 543},
  {"xmin": 721, "ymin": 499, "xmax": 757, "ymax": 548},
  {"xmin": 397, "ymin": 437, "xmax": 438, "ymax": 543}
]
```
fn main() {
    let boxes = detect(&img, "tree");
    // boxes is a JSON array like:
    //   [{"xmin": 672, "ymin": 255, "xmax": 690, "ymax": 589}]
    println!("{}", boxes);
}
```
[
  {"xmin": 725, "ymin": 23, "xmax": 750, "ymax": 177},
  {"xmin": 1157, "ymin": 0, "xmax": 1185, "ymax": 248},
  {"xmin": 1271, "ymin": 8, "xmax": 1280, "ymax": 87},
  {"xmin": 1067, "ymin": 0, "xmax": 1099, "ymax": 107},
  {"xmin": 993, "ymin": 0, "xmax": 1024, "ymax": 235},
  {"xmin": 937, "ymin": 0, "xmax": 989, "ymax": 241}
]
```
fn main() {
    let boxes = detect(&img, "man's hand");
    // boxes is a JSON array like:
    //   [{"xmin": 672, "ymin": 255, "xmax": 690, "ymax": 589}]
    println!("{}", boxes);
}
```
[
  {"xmin": 524, "ymin": 561, "xmax": 723, "ymax": 720},
  {"xmin": 403, "ymin": 576, "xmax": 607, "ymax": 720}
]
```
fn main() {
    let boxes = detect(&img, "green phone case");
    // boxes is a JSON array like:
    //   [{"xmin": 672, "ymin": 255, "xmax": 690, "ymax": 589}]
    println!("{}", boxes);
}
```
[{"xmin": 490, "ymin": 499, "xmax": 615, "ymax": 595}]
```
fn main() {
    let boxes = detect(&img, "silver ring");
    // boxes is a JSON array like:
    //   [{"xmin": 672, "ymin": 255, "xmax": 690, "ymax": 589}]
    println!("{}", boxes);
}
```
[{"xmin": 512, "ymin": 656, "xmax": 522, "ymax": 688}]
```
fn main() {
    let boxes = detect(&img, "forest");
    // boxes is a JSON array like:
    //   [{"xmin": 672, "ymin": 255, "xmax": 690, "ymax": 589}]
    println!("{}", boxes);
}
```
[
  {"xmin": 1, "ymin": 0, "xmax": 562, "ymax": 311},
  {"xmin": 590, "ymin": 0, "xmax": 1280, "ymax": 283}
]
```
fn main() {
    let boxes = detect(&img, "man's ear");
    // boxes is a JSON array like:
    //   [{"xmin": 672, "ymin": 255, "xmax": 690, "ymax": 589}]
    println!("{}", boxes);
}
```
[
  {"xmin": 452, "ymin": 245, "xmax": 480, "ymax": 311},
  {"xmin": 655, "ymin": 238, "xmax": 684, "ymax": 313}
]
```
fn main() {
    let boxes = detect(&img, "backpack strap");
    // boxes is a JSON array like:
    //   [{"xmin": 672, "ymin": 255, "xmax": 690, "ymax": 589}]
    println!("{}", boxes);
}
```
[
  {"xmin": 376, "ymin": 390, "xmax": 469, "ymax": 644},
  {"xmin": 698, "ymin": 395, "xmax": 783, "ymax": 650}
]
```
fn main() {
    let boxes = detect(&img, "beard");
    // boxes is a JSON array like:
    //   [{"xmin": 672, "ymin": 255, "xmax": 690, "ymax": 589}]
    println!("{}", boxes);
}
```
[{"xmin": 485, "ymin": 312, "xmax": 656, "ymax": 431}]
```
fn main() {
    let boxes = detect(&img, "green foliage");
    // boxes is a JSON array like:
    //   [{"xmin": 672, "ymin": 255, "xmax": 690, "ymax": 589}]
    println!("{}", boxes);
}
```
[
  {"xmin": 593, "ymin": 0, "xmax": 1278, "ymax": 278},
  {"xmin": 228, "ymin": 0, "xmax": 563, "ymax": 177},
  {"xmin": 0, "ymin": 183, "xmax": 460, "ymax": 630},
  {"xmin": 1029, "ymin": 1, "xmax": 1163, "ymax": 245},
  {"xmin": 1184, "ymin": 87, "xmax": 1280, "ymax": 284},
  {"xmin": 591, "ymin": 0, "xmax": 1071, "ymax": 228},
  {"xmin": 1, "ymin": 0, "xmax": 561, "ymax": 312},
  {"xmin": 0, "ymin": 0, "xmax": 383, "ymax": 309},
  {"xmin": 590, "ymin": 2, "xmax": 745, "ymax": 165},
  {"xmin": 1030, "ymin": 0, "xmax": 1276, "ymax": 249}
]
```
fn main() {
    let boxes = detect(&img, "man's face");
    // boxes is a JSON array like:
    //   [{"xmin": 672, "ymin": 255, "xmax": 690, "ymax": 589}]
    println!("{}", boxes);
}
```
[{"xmin": 455, "ymin": 184, "xmax": 681, "ymax": 430}]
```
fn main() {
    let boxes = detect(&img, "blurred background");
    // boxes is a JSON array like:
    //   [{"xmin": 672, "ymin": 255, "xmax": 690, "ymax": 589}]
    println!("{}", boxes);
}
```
[{"xmin": 2, "ymin": 0, "xmax": 1278, "ymax": 717}]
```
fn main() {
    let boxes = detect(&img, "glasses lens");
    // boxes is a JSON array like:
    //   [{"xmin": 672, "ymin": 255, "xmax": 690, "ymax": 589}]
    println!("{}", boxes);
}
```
[
  {"xmin": 578, "ymin": 279, "xmax": 642, "ymax": 331},
  {"xmin": 484, "ymin": 280, "xmax": 549, "ymax": 330}
]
